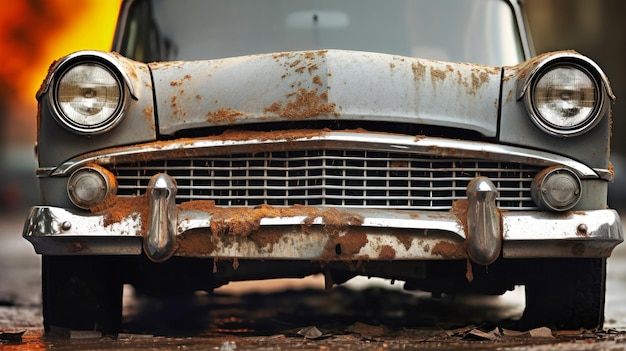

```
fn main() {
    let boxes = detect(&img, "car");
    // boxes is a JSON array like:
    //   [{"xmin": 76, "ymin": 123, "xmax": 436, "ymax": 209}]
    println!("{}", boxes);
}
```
[{"xmin": 24, "ymin": 0, "xmax": 622, "ymax": 334}]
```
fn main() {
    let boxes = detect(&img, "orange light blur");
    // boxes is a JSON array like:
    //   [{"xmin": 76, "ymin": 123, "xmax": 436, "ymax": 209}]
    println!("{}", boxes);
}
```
[{"xmin": 0, "ymin": 0, "xmax": 122, "ymax": 144}]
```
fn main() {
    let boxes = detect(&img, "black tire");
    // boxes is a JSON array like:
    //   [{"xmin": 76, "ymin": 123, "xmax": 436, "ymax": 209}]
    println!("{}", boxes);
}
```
[
  {"xmin": 521, "ymin": 258, "xmax": 606, "ymax": 331},
  {"xmin": 42, "ymin": 256, "xmax": 123, "ymax": 335}
]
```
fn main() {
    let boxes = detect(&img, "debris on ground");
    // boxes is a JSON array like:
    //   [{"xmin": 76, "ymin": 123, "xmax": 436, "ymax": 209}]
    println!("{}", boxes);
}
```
[{"xmin": 296, "ymin": 326, "xmax": 324, "ymax": 340}]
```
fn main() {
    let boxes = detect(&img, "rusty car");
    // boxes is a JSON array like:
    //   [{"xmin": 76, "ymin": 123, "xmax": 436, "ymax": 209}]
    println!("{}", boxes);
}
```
[{"xmin": 24, "ymin": 0, "xmax": 622, "ymax": 334}]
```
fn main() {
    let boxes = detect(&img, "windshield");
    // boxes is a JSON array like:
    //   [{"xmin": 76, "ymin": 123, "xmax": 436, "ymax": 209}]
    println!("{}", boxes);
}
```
[{"xmin": 117, "ymin": 0, "xmax": 524, "ymax": 66}]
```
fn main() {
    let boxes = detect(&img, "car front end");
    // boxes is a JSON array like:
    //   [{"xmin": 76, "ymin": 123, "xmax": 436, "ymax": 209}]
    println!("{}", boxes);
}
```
[{"xmin": 24, "ymin": 0, "xmax": 622, "ymax": 334}]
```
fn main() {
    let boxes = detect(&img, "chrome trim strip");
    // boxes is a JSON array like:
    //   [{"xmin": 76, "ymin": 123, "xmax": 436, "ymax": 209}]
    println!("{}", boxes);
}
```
[{"xmin": 45, "ymin": 131, "xmax": 600, "ymax": 179}]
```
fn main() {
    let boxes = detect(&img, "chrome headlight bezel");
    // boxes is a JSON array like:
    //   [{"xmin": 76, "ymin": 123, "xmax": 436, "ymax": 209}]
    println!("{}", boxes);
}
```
[
  {"xmin": 531, "ymin": 167, "xmax": 582, "ymax": 211},
  {"xmin": 67, "ymin": 165, "xmax": 117, "ymax": 209},
  {"xmin": 519, "ymin": 53, "xmax": 613, "ymax": 138},
  {"xmin": 45, "ymin": 52, "xmax": 132, "ymax": 135}
]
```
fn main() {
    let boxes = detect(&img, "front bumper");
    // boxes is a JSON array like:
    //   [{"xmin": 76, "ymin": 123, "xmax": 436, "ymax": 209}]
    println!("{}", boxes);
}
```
[{"xmin": 23, "ymin": 174, "xmax": 623, "ymax": 262}]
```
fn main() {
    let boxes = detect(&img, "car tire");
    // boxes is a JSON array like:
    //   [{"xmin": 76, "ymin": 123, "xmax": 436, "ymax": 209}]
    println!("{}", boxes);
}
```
[
  {"xmin": 42, "ymin": 256, "xmax": 123, "ymax": 335},
  {"xmin": 520, "ymin": 258, "xmax": 606, "ymax": 331}
]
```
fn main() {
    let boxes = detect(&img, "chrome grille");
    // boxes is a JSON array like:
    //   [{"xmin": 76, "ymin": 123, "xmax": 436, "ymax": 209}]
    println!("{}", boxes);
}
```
[{"xmin": 110, "ymin": 150, "xmax": 540, "ymax": 210}]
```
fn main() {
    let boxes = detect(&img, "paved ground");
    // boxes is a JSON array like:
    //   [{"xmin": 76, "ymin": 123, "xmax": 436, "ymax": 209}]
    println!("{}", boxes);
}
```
[{"xmin": 1, "ymin": 211, "xmax": 626, "ymax": 350}]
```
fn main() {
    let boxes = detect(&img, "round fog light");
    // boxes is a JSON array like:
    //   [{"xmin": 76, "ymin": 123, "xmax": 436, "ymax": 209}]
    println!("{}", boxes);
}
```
[
  {"xmin": 67, "ymin": 165, "xmax": 117, "ymax": 209},
  {"xmin": 531, "ymin": 167, "xmax": 581, "ymax": 211}
]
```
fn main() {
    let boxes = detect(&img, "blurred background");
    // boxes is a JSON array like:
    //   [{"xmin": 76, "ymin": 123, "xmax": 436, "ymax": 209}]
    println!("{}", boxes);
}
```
[{"xmin": 0, "ymin": 0, "xmax": 625, "ymax": 214}]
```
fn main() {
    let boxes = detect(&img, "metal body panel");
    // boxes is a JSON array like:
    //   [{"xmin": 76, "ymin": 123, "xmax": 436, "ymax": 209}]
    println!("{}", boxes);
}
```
[
  {"xmin": 150, "ymin": 50, "xmax": 502, "ymax": 137},
  {"xmin": 498, "ymin": 53, "xmax": 612, "ymax": 170}
]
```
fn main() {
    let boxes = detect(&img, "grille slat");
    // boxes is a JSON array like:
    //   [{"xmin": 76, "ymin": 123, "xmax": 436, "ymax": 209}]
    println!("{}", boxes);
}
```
[{"xmin": 110, "ymin": 150, "xmax": 540, "ymax": 210}]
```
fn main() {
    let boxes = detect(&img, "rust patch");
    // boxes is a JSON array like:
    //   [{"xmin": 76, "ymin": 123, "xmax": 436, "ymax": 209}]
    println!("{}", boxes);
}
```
[
  {"xmin": 90, "ymin": 194, "xmax": 150, "ymax": 234},
  {"xmin": 378, "ymin": 245, "xmax": 396, "ymax": 260},
  {"xmin": 411, "ymin": 62, "xmax": 426, "ymax": 82},
  {"xmin": 148, "ymin": 61, "xmax": 186, "ymax": 70},
  {"xmin": 431, "ymin": 241, "xmax": 465, "ymax": 259},
  {"xmin": 170, "ymin": 74, "xmax": 192, "ymax": 86},
  {"xmin": 263, "ymin": 88, "xmax": 338, "ymax": 119},
  {"xmin": 414, "ymin": 135, "xmax": 426, "ymax": 142},
  {"xmin": 217, "ymin": 129, "xmax": 329, "ymax": 142},
  {"xmin": 450, "ymin": 199, "xmax": 469, "ymax": 236},
  {"xmin": 280, "ymin": 52, "xmax": 322, "ymax": 75},
  {"xmin": 397, "ymin": 234, "xmax": 413, "ymax": 251},
  {"xmin": 206, "ymin": 108, "xmax": 245, "ymax": 124},
  {"xmin": 143, "ymin": 106, "xmax": 154, "ymax": 127},
  {"xmin": 313, "ymin": 75, "xmax": 323, "ymax": 86},
  {"xmin": 505, "ymin": 89, "xmax": 513, "ymax": 103},
  {"xmin": 430, "ymin": 67, "xmax": 447, "ymax": 84},
  {"xmin": 248, "ymin": 229, "xmax": 284, "ymax": 249},
  {"xmin": 171, "ymin": 93, "xmax": 187, "ymax": 117},
  {"xmin": 176, "ymin": 230, "xmax": 216, "ymax": 256},
  {"xmin": 447, "ymin": 199, "xmax": 474, "ymax": 282},
  {"xmin": 178, "ymin": 201, "xmax": 363, "ymax": 238},
  {"xmin": 320, "ymin": 230, "xmax": 369, "ymax": 261},
  {"xmin": 470, "ymin": 69, "xmax": 490, "ymax": 94}
]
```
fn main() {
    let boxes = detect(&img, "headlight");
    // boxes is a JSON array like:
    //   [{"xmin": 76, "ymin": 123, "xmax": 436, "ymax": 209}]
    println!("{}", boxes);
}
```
[
  {"xmin": 67, "ymin": 165, "xmax": 117, "ymax": 209},
  {"xmin": 531, "ymin": 167, "xmax": 581, "ymax": 211},
  {"xmin": 522, "ymin": 56, "xmax": 610, "ymax": 138},
  {"xmin": 51, "ymin": 59, "xmax": 128, "ymax": 134}
]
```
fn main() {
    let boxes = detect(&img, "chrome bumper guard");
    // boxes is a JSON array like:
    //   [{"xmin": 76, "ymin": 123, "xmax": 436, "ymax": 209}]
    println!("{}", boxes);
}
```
[{"xmin": 24, "ymin": 173, "xmax": 623, "ymax": 262}]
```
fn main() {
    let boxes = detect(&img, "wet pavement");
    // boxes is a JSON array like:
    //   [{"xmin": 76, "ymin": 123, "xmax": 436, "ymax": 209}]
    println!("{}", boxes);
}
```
[{"xmin": 2, "ymin": 212, "xmax": 626, "ymax": 350}]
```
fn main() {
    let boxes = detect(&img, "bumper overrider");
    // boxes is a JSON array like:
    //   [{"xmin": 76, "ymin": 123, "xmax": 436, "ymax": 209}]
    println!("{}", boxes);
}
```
[{"xmin": 24, "ymin": 171, "xmax": 622, "ymax": 264}]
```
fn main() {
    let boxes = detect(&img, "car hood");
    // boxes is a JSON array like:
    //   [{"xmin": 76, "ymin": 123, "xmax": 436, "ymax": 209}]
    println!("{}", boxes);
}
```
[{"xmin": 148, "ymin": 50, "xmax": 502, "ymax": 137}]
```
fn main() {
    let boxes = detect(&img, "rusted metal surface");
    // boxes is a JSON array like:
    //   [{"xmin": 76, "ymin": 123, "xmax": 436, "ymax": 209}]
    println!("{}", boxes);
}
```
[
  {"xmin": 149, "ymin": 50, "xmax": 502, "ymax": 137},
  {"xmin": 23, "ymin": 202, "xmax": 622, "ymax": 260}
]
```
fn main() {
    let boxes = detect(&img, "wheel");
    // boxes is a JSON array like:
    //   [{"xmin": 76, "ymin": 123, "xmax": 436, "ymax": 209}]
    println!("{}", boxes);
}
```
[
  {"xmin": 42, "ymin": 256, "xmax": 123, "ymax": 335},
  {"xmin": 521, "ymin": 258, "xmax": 606, "ymax": 331}
]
